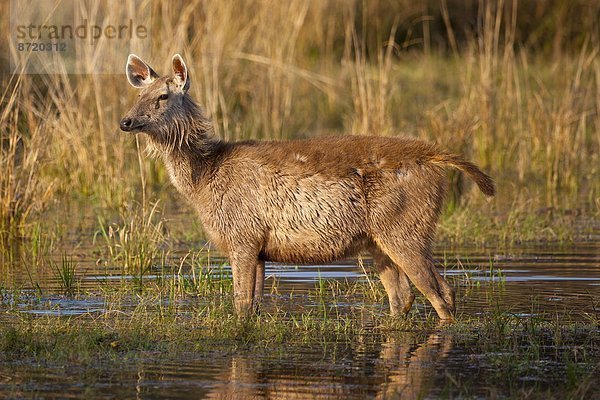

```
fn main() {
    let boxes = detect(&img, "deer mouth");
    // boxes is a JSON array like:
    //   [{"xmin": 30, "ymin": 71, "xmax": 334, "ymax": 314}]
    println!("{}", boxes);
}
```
[{"xmin": 119, "ymin": 117, "xmax": 145, "ymax": 132}]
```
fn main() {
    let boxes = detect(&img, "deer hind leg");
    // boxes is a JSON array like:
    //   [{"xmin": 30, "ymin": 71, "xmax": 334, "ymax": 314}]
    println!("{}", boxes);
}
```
[
  {"xmin": 376, "ymin": 242, "xmax": 455, "ymax": 320},
  {"xmin": 373, "ymin": 251, "xmax": 415, "ymax": 316},
  {"xmin": 431, "ymin": 260, "xmax": 455, "ymax": 311}
]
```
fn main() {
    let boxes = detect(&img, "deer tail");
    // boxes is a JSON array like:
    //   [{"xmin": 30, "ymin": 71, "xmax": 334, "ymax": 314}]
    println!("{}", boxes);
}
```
[{"xmin": 428, "ymin": 153, "xmax": 496, "ymax": 197}]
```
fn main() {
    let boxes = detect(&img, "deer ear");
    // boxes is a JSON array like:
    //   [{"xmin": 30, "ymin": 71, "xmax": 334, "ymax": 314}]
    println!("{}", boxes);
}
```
[
  {"xmin": 126, "ymin": 54, "xmax": 159, "ymax": 88},
  {"xmin": 171, "ymin": 54, "xmax": 190, "ymax": 92}
]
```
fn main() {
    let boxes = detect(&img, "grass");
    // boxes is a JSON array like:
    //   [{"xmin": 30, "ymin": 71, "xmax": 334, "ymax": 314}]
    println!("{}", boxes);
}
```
[
  {"xmin": 96, "ymin": 201, "xmax": 166, "ymax": 287},
  {"xmin": 158, "ymin": 250, "xmax": 233, "ymax": 299},
  {"xmin": 0, "ymin": 2, "xmax": 598, "ymax": 397},
  {"xmin": 51, "ymin": 254, "xmax": 78, "ymax": 297},
  {"xmin": 0, "ymin": 245, "xmax": 598, "ymax": 397},
  {"xmin": 0, "ymin": 76, "xmax": 55, "ymax": 240},
  {"xmin": 0, "ymin": 0, "xmax": 598, "ymax": 249},
  {"xmin": 0, "ymin": 285, "xmax": 598, "ymax": 398},
  {"xmin": 1, "ymin": 279, "xmax": 597, "ymax": 359}
]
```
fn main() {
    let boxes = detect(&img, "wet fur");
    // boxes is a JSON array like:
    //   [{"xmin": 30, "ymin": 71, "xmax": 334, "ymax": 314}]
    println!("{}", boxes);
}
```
[{"xmin": 121, "ymin": 55, "xmax": 495, "ymax": 320}]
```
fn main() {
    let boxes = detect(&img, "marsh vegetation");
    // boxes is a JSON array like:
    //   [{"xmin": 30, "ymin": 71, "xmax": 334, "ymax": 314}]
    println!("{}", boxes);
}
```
[{"xmin": 1, "ymin": 0, "xmax": 599, "ymax": 398}]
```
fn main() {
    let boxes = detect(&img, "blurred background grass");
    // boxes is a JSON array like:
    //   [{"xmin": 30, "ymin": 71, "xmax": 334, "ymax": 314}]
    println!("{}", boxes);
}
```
[{"xmin": 0, "ymin": 0, "xmax": 599, "ymax": 246}]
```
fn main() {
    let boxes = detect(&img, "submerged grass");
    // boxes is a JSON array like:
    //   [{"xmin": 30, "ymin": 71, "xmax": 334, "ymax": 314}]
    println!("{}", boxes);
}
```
[
  {"xmin": 0, "ymin": 247, "xmax": 598, "ymax": 398},
  {"xmin": 0, "ymin": 247, "xmax": 593, "ymax": 362},
  {"xmin": 2, "ymin": 289, "xmax": 597, "ymax": 359},
  {"xmin": 1, "ymin": 288, "xmax": 598, "ymax": 399}
]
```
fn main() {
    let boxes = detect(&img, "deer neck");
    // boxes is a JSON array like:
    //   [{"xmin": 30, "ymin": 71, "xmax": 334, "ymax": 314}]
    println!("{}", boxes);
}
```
[
  {"xmin": 150, "ymin": 102, "xmax": 223, "ymax": 197},
  {"xmin": 160, "ymin": 135, "xmax": 222, "ymax": 197}
]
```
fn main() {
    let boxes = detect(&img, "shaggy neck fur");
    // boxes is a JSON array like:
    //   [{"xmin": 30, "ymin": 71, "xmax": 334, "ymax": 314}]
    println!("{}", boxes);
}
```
[
  {"xmin": 148, "ymin": 96, "xmax": 223, "ymax": 194},
  {"xmin": 148, "ymin": 96, "xmax": 219, "ymax": 154}
]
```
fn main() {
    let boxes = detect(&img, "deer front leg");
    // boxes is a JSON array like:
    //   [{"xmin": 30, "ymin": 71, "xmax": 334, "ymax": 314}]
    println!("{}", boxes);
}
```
[
  {"xmin": 230, "ymin": 252, "xmax": 258, "ymax": 318},
  {"xmin": 254, "ymin": 259, "xmax": 265, "ymax": 312}
]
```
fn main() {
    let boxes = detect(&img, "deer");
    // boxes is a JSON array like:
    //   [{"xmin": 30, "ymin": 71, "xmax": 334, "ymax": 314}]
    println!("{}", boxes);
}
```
[{"xmin": 120, "ymin": 54, "xmax": 495, "ymax": 321}]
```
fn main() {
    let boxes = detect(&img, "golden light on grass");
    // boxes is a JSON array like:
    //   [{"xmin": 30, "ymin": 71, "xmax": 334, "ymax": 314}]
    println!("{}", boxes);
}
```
[{"xmin": 0, "ymin": 0, "xmax": 598, "ymax": 242}]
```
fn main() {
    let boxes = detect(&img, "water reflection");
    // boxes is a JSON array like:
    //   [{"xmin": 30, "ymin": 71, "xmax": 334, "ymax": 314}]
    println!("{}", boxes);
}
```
[
  {"xmin": 207, "ymin": 356, "xmax": 262, "ymax": 399},
  {"xmin": 1, "ymin": 242, "xmax": 599, "ymax": 398},
  {"xmin": 376, "ymin": 333, "xmax": 452, "ymax": 399},
  {"xmin": 1, "ymin": 332, "xmax": 453, "ymax": 399},
  {"xmin": 204, "ymin": 332, "xmax": 452, "ymax": 399}
]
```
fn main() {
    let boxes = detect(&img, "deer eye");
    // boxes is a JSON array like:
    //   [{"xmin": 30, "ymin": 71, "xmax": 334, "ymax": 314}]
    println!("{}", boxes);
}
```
[{"xmin": 155, "ymin": 93, "xmax": 168, "ymax": 109}]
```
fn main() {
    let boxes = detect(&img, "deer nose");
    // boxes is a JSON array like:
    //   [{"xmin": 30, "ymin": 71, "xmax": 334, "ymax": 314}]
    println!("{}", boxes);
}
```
[{"xmin": 120, "ymin": 118, "xmax": 133, "ymax": 131}]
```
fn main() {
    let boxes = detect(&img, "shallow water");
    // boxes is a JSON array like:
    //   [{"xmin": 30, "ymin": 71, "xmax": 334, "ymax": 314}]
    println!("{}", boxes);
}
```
[
  {"xmin": 1, "ymin": 240, "xmax": 599, "ymax": 398},
  {"xmin": 1, "ymin": 326, "xmax": 595, "ymax": 399},
  {"xmin": 3, "ymin": 335, "xmax": 457, "ymax": 399},
  {"xmin": 8, "ymin": 243, "xmax": 600, "ymax": 318}
]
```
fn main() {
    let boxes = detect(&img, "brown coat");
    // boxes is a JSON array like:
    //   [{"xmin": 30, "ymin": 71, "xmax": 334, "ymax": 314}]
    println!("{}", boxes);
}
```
[{"xmin": 121, "ymin": 54, "xmax": 495, "ymax": 320}]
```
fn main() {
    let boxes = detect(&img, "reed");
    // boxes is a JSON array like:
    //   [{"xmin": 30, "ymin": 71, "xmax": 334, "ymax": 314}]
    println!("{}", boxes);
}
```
[
  {"xmin": 0, "ymin": 76, "xmax": 54, "ymax": 239},
  {"xmin": 96, "ymin": 201, "xmax": 166, "ymax": 285},
  {"xmin": 0, "ymin": 0, "xmax": 597, "ymax": 248},
  {"xmin": 51, "ymin": 254, "xmax": 78, "ymax": 296}
]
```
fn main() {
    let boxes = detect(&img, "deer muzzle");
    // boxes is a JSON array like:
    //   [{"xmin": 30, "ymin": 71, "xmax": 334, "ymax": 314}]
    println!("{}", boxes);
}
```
[{"xmin": 119, "ymin": 117, "xmax": 144, "ymax": 132}]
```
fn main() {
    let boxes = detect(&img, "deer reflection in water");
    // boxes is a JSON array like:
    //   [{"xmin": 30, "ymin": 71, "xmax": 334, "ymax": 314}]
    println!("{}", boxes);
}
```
[{"xmin": 207, "ymin": 332, "xmax": 453, "ymax": 399}]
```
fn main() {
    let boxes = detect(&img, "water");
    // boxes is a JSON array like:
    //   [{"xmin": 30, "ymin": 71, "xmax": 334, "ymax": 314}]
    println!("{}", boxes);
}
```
[
  {"xmin": 3, "ymin": 338, "xmax": 451, "ymax": 399},
  {"xmin": 1, "ymin": 241, "xmax": 599, "ymax": 398},
  {"xmin": 5, "ymin": 243, "xmax": 600, "ymax": 316}
]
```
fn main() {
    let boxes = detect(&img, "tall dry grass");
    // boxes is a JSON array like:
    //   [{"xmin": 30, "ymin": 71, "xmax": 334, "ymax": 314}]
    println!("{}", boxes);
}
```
[
  {"xmin": 0, "ymin": 0, "xmax": 598, "ymax": 244},
  {"xmin": 0, "ymin": 75, "xmax": 54, "ymax": 238},
  {"xmin": 421, "ymin": 1, "xmax": 599, "ymax": 212}
]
